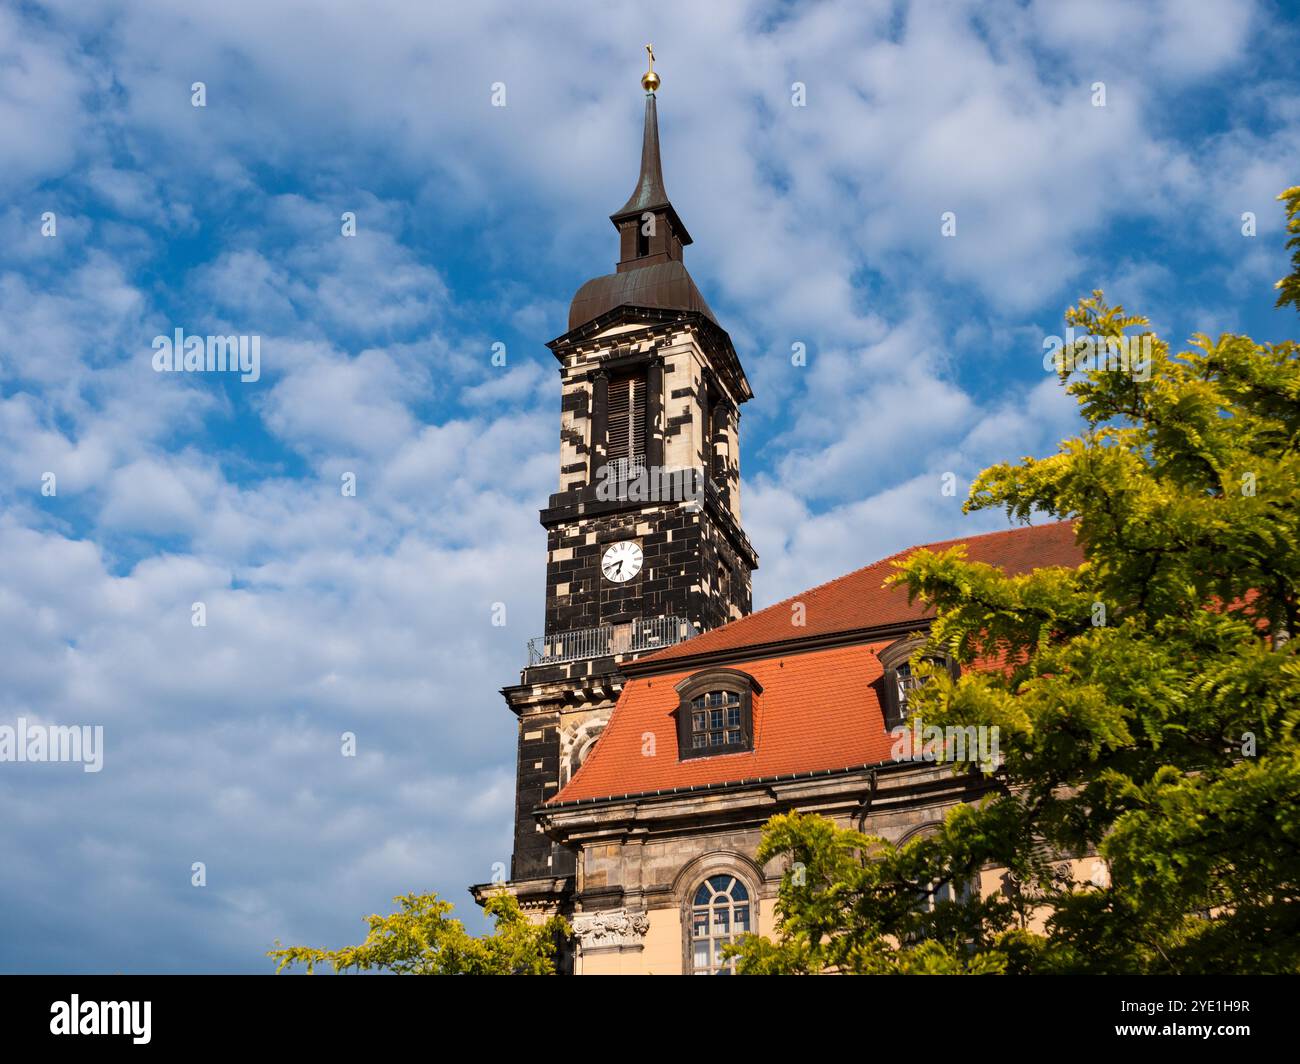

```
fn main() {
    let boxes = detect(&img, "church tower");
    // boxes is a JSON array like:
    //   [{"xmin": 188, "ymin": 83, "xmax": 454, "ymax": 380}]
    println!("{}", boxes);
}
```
[{"xmin": 486, "ymin": 50, "xmax": 758, "ymax": 922}]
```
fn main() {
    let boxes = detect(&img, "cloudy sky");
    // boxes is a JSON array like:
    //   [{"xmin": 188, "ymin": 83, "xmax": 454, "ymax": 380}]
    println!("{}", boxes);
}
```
[{"xmin": 1, "ymin": 0, "xmax": 1297, "ymax": 972}]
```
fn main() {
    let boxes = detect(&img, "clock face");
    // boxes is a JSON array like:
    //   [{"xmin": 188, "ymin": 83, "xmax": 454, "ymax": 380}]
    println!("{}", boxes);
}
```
[{"xmin": 601, "ymin": 541, "xmax": 643, "ymax": 583}]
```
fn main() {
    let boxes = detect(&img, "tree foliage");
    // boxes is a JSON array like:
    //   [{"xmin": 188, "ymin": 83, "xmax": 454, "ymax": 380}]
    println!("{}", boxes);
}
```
[
  {"xmin": 269, "ymin": 891, "xmax": 570, "ymax": 975},
  {"xmin": 731, "ymin": 188, "xmax": 1300, "ymax": 975}
]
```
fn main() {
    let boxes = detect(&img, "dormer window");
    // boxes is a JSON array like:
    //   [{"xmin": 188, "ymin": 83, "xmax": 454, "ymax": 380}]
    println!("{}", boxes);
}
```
[
  {"xmin": 674, "ymin": 669, "xmax": 761, "ymax": 761},
  {"xmin": 689, "ymin": 690, "xmax": 742, "ymax": 749},
  {"xmin": 879, "ymin": 634, "xmax": 958, "ymax": 728}
]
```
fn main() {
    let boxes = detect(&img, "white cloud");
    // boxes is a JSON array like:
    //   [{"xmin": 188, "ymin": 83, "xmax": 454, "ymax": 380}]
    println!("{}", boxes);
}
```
[{"xmin": 0, "ymin": 0, "xmax": 1294, "ymax": 972}]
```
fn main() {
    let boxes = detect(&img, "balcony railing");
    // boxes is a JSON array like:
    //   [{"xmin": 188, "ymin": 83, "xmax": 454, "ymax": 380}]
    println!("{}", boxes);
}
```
[
  {"xmin": 604, "ymin": 453, "xmax": 647, "ymax": 481},
  {"xmin": 592, "ymin": 458, "xmax": 724, "ymax": 509},
  {"xmin": 594, "ymin": 454, "xmax": 647, "ymax": 502},
  {"xmin": 527, "ymin": 616, "xmax": 697, "ymax": 667}
]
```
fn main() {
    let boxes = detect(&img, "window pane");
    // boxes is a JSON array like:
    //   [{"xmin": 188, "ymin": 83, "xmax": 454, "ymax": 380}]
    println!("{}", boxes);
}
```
[
  {"xmin": 692, "ymin": 877, "xmax": 752, "ymax": 974},
  {"xmin": 710, "ymin": 731, "xmax": 723, "ymax": 745},
  {"xmin": 693, "ymin": 734, "xmax": 705, "ymax": 748},
  {"xmin": 710, "ymin": 708, "xmax": 723, "ymax": 729},
  {"xmin": 692, "ymin": 712, "xmax": 705, "ymax": 731}
]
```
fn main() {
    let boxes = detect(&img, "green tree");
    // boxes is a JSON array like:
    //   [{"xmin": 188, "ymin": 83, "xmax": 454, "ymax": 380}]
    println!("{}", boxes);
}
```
[
  {"xmin": 731, "ymin": 189, "xmax": 1300, "ymax": 975},
  {"xmin": 269, "ymin": 891, "xmax": 570, "ymax": 975}
]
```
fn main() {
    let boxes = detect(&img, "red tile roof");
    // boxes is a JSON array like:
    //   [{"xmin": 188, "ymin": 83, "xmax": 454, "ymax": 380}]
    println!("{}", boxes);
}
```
[
  {"xmin": 550, "ymin": 521, "xmax": 1082, "ymax": 806},
  {"xmin": 552, "ymin": 643, "xmax": 896, "ymax": 803},
  {"xmin": 643, "ymin": 520, "xmax": 1083, "ymax": 667}
]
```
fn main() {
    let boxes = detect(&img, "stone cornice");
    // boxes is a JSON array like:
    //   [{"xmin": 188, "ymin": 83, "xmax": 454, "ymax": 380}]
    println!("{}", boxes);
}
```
[
  {"xmin": 547, "ymin": 306, "xmax": 752, "ymax": 404},
  {"xmin": 537, "ymin": 758, "xmax": 1002, "ymax": 846},
  {"xmin": 538, "ymin": 473, "xmax": 758, "ymax": 569},
  {"xmin": 469, "ymin": 875, "xmax": 574, "ymax": 910}
]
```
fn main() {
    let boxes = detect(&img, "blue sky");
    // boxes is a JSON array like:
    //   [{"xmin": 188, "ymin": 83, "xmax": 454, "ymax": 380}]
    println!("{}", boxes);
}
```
[{"xmin": 1, "ymin": 0, "xmax": 1298, "ymax": 972}]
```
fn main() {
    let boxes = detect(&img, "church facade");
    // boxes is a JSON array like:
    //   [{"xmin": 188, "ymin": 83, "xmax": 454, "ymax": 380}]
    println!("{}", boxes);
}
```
[{"xmin": 471, "ymin": 63, "xmax": 1086, "ymax": 974}]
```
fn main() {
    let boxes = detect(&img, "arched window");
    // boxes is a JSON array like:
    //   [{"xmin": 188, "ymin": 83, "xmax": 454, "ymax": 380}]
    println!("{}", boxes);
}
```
[
  {"xmin": 563, "ymin": 735, "xmax": 599, "ymax": 786},
  {"xmin": 559, "ymin": 720, "xmax": 606, "ymax": 787},
  {"xmin": 673, "ymin": 669, "xmax": 761, "ymax": 761},
  {"xmin": 918, "ymin": 877, "xmax": 974, "ymax": 911},
  {"xmin": 898, "ymin": 825, "xmax": 978, "ymax": 940},
  {"xmin": 689, "ymin": 874, "xmax": 751, "ymax": 974}
]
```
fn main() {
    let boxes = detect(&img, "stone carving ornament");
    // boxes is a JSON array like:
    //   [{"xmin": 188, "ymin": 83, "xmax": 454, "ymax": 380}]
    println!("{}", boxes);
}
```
[{"xmin": 572, "ymin": 908, "xmax": 651, "ymax": 950}]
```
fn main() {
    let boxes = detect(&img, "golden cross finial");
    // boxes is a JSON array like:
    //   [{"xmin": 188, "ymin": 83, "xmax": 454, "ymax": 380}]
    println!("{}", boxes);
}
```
[{"xmin": 641, "ymin": 43, "xmax": 660, "ymax": 93}]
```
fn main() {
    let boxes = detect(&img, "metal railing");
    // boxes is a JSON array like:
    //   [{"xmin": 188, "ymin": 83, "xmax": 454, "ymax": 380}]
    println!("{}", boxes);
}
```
[
  {"xmin": 527, "ymin": 616, "xmax": 697, "ymax": 667},
  {"xmin": 604, "ymin": 454, "xmax": 647, "ymax": 481},
  {"xmin": 594, "ymin": 454, "xmax": 648, "ymax": 501}
]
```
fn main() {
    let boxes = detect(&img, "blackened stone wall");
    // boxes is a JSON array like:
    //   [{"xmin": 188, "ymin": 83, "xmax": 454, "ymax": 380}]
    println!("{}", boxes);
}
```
[{"xmin": 543, "ymin": 499, "xmax": 752, "ymax": 637}]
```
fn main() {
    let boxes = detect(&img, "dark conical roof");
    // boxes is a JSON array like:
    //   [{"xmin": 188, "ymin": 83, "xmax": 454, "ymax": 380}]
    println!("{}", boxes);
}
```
[
  {"xmin": 613, "ymin": 93, "xmax": 671, "ymax": 218},
  {"xmin": 609, "ymin": 93, "xmax": 692, "ymax": 245}
]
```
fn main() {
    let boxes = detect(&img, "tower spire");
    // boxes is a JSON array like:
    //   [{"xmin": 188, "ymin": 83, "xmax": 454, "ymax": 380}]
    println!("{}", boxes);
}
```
[
  {"xmin": 613, "ymin": 92, "xmax": 670, "ymax": 221},
  {"xmin": 610, "ymin": 45, "xmax": 692, "ymax": 255}
]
